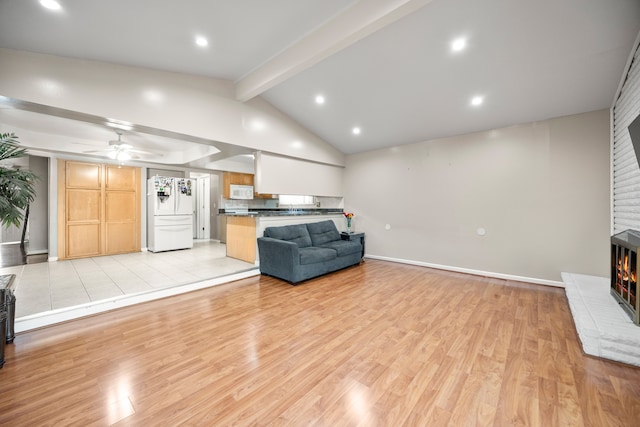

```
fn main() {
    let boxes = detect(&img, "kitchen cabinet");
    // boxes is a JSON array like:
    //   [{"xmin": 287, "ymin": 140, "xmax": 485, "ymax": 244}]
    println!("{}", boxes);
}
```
[
  {"xmin": 58, "ymin": 160, "xmax": 141, "ymax": 260},
  {"xmin": 222, "ymin": 172, "xmax": 254, "ymax": 198},
  {"xmin": 226, "ymin": 216, "xmax": 256, "ymax": 263},
  {"xmin": 239, "ymin": 173, "xmax": 254, "ymax": 186},
  {"xmin": 222, "ymin": 172, "xmax": 274, "ymax": 199},
  {"xmin": 254, "ymin": 191, "xmax": 275, "ymax": 199}
]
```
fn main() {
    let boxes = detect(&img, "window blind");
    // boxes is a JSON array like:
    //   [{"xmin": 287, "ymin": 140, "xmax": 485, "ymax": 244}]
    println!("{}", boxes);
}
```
[{"xmin": 613, "ymin": 42, "xmax": 640, "ymax": 234}]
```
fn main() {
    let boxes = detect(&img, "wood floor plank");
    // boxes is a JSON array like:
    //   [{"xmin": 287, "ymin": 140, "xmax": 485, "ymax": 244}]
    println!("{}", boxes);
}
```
[{"xmin": 1, "ymin": 259, "xmax": 639, "ymax": 426}]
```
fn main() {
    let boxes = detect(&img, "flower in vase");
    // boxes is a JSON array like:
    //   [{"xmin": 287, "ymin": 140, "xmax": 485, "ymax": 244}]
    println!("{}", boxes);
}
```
[{"xmin": 343, "ymin": 212, "xmax": 354, "ymax": 232}]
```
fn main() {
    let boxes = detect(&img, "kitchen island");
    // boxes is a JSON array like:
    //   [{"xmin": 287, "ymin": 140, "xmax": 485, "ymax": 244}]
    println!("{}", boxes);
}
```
[
  {"xmin": 222, "ymin": 209, "xmax": 345, "ymax": 264},
  {"xmin": 225, "ymin": 216, "xmax": 257, "ymax": 264}
]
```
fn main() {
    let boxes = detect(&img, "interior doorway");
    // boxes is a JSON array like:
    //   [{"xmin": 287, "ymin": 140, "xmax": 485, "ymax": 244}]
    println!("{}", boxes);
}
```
[{"xmin": 193, "ymin": 175, "xmax": 211, "ymax": 239}]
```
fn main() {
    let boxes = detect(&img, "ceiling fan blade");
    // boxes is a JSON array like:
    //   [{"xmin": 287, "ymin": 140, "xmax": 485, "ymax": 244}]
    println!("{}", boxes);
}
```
[
  {"xmin": 72, "ymin": 141, "xmax": 108, "ymax": 147},
  {"xmin": 127, "ymin": 148, "xmax": 164, "ymax": 156},
  {"xmin": 109, "ymin": 136, "xmax": 163, "ymax": 157},
  {"xmin": 76, "ymin": 131, "xmax": 163, "ymax": 159},
  {"xmin": 110, "ymin": 143, "xmax": 133, "ymax": 150},
  {"xmin": 82, "ymin": 149, "xmax": 110, "ymax": 154}
]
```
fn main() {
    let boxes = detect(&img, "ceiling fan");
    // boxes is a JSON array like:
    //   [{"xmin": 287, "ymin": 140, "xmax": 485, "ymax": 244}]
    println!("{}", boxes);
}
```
[
  {"xmin": 82, "ymin": 131, "xmax": 163, "ymax": 162},
  {"xmin": 106, "ymin": 132, "xmax": 135, "ymax": 161}
]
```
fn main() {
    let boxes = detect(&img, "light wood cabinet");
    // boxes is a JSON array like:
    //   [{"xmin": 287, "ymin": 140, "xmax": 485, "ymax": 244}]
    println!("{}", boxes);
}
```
[
  {"xmin": 240, "ymin": 173, "xmax": 253, "ymax": 186},
  {"xmin": 222, "ymin": 173, "xmax": 230, "ymax": 198},
  {"xmin": 226, "ymin": 216, "xmax": 256, "ymax": 263},
  {"xmin": 222, "ymin": 172, "xmax": 254, "ymax": 198},
  {"xmin": 58, "ymin": 160, "xmax": 141, "ymax": 260},
  {"xmin": 222, "ymin": 172, "xmax": 274, "ymax": 199},
  {"xmin": 254, "ymin": 191, "xmax": 275, "ymax": 199}
]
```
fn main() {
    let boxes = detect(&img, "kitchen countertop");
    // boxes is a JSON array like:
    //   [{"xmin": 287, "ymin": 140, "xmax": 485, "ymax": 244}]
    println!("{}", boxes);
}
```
[{"xmin": 220, "ymin": 209, "xmax": 343, "ymax": 217}]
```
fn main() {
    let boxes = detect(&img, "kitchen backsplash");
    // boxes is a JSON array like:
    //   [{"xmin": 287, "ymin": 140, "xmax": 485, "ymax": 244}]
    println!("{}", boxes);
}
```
[{"xmin": 223, "ymin": 196, "xmax": 343, "ymax": 211}]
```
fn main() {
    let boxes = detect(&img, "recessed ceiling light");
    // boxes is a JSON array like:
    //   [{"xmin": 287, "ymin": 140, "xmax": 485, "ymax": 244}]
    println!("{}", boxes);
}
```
[
  {"xmin": 315, "ymin": 95, "xmax": 325, "ymax": 105},
  {"xmin": 195, "ymin": 36, "xmax": 208, "ymax": 47},
  {"xmin": 40, "ymin": 0, "xmax": 61, "ymax": 10},
  {"xmin": 352, "ymin": 127, "xmax": 361, "ymax": 135},
  {"xmin": 143, "ymin": 89, "xmax": 164, "ymax": 104},
  {"xmin": 470, "ymin": 96, "xmax": 484, "ymax": 106},
  {"xmin": 451, "ymin": 37, "xmax": 466, "ymax": 52}
]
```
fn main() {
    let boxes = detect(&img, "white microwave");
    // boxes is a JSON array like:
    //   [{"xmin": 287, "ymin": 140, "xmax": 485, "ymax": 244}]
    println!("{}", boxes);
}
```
[{"xmin": 229, "ymin": 184, "xmax": 254, "ymax": 200}]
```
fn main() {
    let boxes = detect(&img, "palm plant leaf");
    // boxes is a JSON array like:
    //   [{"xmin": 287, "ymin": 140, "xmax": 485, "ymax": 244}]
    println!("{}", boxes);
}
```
[
  {"xmin": 0, "ymin": 133, "xmax": 38, "ymax": 228},
  {"xmin": 0, "ymin": 133, "xmax": 28, "ymax": 161}
]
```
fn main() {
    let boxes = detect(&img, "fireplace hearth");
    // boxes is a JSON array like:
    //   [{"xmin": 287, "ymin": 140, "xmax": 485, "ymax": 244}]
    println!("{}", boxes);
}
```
[{"xmin": 611, "ymin": 229, "xmax": 640, "ymax": 325}]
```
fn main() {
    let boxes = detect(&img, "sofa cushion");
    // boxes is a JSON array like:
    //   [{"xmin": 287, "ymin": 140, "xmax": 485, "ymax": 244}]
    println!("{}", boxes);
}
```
[
  {"xmin": 306, "ymin": 220, "xmax": 341, "ymax": 246},
  {"xmin": 319, "ymin": 240, "xmax": 362, "ymax": 257},
  {"xmin": 298, "ymin": 247, "xmax": 337, "ymax": 265},
  {"xmin": 264, "ymin": 224, "xmax": 312, "ymax": 248}
]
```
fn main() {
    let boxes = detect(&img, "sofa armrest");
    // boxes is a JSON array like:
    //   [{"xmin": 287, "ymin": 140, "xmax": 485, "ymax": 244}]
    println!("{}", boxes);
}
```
[{"xmin": 257, "ymin": 237, "xmax": 300, "ymax": 273}]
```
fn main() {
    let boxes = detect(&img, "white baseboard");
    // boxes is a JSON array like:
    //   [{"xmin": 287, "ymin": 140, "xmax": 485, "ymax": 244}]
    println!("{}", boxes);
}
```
[
  {"xmin": 15, "ymin": 269, "xmax": 260, "ymax": 333},
  {"xmin": 365, "ymin": 254, "xmax": 564, "ymax": 288}
]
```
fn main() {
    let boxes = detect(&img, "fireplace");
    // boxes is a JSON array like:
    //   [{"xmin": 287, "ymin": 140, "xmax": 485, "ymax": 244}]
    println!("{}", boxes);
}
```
[{"xmin": 611, "ymin": 229, "xmax": 640, "ymax": 325}]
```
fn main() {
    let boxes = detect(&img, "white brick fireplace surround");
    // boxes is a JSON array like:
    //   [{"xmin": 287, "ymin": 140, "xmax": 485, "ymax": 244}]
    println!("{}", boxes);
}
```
[{"xmin": 562, "ymin": 272, "xmax": 640, "ymax": 367}]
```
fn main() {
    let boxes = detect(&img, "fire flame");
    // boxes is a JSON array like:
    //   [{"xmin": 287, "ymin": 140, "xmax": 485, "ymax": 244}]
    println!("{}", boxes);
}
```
[
  {"xmin": 624, "ymin": 255, "xmax": 629, "ymax": 281},
  {"xmin": 617, "ymin": 253, "xmax": 637, "ymax": 285}
]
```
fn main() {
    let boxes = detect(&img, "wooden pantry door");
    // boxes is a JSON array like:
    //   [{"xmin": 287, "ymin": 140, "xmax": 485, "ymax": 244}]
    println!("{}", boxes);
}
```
[
  {"xmin": 58, "ymin": 160, "xmax": 141, "ymax": 260},
  {"xmin": 104, "ymin": 165, "xmax": 141, "ymax": 254}
]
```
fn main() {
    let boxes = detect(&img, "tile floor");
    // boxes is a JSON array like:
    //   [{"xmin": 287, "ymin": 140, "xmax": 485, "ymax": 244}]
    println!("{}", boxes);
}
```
[{"xmin": 0, "ymin": 240, "xmax": 256, "ymax": 318}]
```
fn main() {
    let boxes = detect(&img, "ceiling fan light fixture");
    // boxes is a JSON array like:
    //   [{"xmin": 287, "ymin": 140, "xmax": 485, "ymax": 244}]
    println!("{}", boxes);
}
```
[
  {"xmin": 116, "ymin": 151, "xmax": 132, "ymax": 161},
  {"xmin": 107, "ymin": 149, "xmax": 132, "ymax": 162}
]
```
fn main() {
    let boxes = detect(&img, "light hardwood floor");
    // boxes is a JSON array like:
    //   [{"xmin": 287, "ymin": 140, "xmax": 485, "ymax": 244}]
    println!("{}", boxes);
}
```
[{"xmin": 1, "ymin": 259, "xmax": 639, "ymax": 426}]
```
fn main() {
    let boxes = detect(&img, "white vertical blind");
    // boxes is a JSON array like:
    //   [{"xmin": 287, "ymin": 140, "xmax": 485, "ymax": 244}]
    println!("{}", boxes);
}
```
[{"xmin": 613, "ymin": 43, "xmax": 640, "ymax": 234}]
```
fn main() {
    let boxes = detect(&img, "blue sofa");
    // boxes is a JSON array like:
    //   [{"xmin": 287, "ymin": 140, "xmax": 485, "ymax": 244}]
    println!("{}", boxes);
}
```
[{"xmin": 257, "ymin": 220, "xmax": 362, "ymax": 284}]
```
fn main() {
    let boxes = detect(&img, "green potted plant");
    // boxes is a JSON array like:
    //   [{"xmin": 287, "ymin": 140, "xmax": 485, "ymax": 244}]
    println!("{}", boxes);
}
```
[{"xmin": 0, "ymin": 133, "xmax": 38, "ymax": 247}]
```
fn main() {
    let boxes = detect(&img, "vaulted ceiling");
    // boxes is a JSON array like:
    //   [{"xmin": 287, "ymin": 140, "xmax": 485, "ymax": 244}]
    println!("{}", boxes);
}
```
[{"xmin": 0, "ymin": 0, "xmax": 639, "ymax": 167}]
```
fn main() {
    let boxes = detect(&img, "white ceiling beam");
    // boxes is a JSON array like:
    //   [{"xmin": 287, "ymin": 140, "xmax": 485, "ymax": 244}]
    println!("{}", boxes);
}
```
[{"xmin": 235, "ymin": 0, "xmax": 432, "ymax": 102}]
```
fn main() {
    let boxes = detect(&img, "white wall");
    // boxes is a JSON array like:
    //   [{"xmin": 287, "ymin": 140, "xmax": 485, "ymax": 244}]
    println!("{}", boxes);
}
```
[
  {"xmin": 254, "ymin": 152, "xmax": 344, "ymax": 196},
  {"xmin": 344, "ymin": 109, "xmax": 611, "ymax": 282},
  {"xmin": 0, "ymin": 48, "xmax": 345, "ymax": 167},
  {"xmin": 27, "ymin": 155, "xmax": 49, "ymax": 254}
]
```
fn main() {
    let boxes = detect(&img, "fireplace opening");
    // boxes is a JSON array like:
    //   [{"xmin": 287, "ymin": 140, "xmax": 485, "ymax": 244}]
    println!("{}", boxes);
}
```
[{"xmin": 611, "ymin": 229, "xmax": 640, "ymax": 325}]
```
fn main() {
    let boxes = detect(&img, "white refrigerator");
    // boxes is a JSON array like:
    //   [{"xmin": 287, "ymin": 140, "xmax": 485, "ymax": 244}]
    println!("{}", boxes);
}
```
[{"xmin": 147, "ymin": 177, "xmax": 194, "ymax": 252}]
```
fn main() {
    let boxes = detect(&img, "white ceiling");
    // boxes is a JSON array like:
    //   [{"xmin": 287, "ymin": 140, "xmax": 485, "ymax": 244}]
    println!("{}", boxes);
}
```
[{"xmin": 0, "ymin": 0, "xmax": 639, "ymax": 165}]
